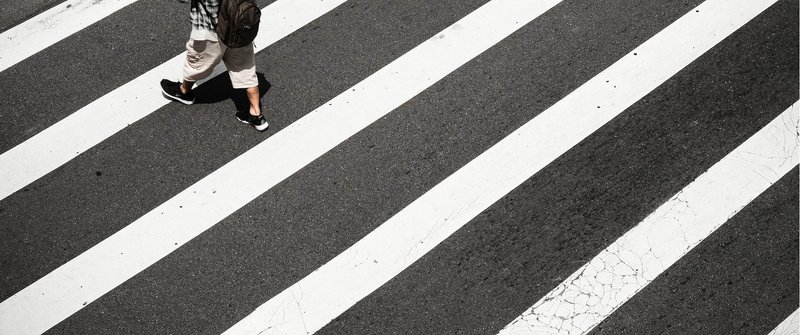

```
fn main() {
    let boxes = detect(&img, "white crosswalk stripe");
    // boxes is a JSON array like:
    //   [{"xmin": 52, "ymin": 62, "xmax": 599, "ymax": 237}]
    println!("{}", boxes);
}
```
[
  {"xmin": 0, "ymin": 0, "xmax": 348, "ymax": 202},
  {"xmin": 0, "ymin": 0, "xmax": 796, "ymax": 334},
  {"xmin": 499, "ymin": 103, "xmax": 797, "ymax": 335},
  {"xmin": 0, "ymin": 0, "xmax": 138, "ymax": 72},
  {"xmin": 769, "ymin": 309, "xmax": 800, "ymax": 335},
  {"xmin": 221, "ymin": 1, "xmax": 786, "ymax": 332},
  {"xmin": 0, "ymin": 0, "xmax": 564, "ymax": 333}
]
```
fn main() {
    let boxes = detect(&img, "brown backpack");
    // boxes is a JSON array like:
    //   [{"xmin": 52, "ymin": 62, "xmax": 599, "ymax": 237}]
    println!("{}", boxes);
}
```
[{"xmin": 195, "ymin": 0, "xmax": 261, "ymax": 48}]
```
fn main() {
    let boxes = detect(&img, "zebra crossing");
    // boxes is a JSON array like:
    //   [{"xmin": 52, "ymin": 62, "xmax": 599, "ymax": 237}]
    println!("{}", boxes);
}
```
[{"xmin": 0, "ymin": 0, "xmax": 797, "ymax": 334}]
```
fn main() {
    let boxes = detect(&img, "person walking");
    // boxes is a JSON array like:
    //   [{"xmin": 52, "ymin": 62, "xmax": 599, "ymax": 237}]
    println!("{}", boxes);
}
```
[{"xmin": 160, "ymin": 0, "xmax": 268, "ymax": 131}]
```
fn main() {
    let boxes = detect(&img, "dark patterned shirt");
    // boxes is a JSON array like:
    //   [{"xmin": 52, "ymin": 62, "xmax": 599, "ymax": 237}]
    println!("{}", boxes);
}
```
[{"xmin": 190, "ymin": 0, "xmax": 219, "ymax": 40}]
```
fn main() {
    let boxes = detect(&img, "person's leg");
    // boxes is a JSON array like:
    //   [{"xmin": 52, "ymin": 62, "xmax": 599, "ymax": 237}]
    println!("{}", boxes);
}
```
[
  {"xmin": 236, "ymin": 83, "xmax": 267, "ymax": 131},
  {"xmin": 224, "ymin": 43, "xmax": 268, "ymax": 131},
  {"xmin": 180, "ymin": 80, "xmax": 194, "ymax": 95},
  {"xmin": 183, "ymin": 38, "xmax": 224, "ymax": 87},
  {"xmin": 245, "ymin": 86, "xmax": 261, "ymax": 116},
  {"xmin": 223, "ymin": 43, "xmax": 260, "ymax": 109},
  {"xmin": 162, "ymin": 38, "xmax": 223, "ymax": 104}
]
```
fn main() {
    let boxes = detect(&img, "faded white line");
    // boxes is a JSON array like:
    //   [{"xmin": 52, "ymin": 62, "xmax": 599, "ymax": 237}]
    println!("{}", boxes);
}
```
[
  {"xmin": 0, "ymin": 0, "xmax": 347, "ymax": 201},
  {"xmin": 0, "ymin": 0, "xmax": 137, "ymax": 73},
  {"xmin": 499, "ymin": 103, "xmax": 798, "ymax": 334},
  {"xmin": 0, "ymin": 0, "xmax": 563, "ymax": 333},
  {"xmin": 221, "ymin": 0, "xmax": 780, "ymax": 334},
  {"xmin": 768, "ymin": 309, "xmax": 800, "ymax": 335}
]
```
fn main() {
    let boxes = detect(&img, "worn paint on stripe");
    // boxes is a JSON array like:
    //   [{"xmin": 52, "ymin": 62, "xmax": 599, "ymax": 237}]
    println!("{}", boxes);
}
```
[
  {"xmin": 0, "ymin": 0, "xmax": 138, "ymax": 73},
  {"xmin": 221, "ymin": 0, "xmax": 781, "ymax": 334},
  {"xmin": 768, "ymin": 309, "xmax": 800, "ymax": 335},
  {"xmin": 0, "ymin": 0, "xmax": 564, "ymax": 333},
  {"xmin": 0, "ymin": 0, "xmax": 348, "ymax": 202},
  {"xmin": 499, "ymin": 104, "xmax": 798, "ymax": 334}
]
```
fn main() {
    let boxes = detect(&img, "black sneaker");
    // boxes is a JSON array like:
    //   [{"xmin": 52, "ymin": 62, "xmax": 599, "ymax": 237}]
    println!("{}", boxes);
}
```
[
  {"xmin": 236, "ymin": 110, "xmax": 269, "ymax": 131},
  {"xmin": 160, "ymin": 79, "xmax": 195, "ymax": 105}
]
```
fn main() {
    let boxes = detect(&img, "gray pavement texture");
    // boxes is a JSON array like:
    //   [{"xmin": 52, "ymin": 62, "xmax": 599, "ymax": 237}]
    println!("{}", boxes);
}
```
[
  {"xmin": 591, "ymin": 169, "xmax": 799, "ymax": 335},
  {"xmin": 319, "ymin": 1, "xmax": 799, "ymax": 333},
  {"xmin": 0, "ymin": 0, "xmax": 797, "ymax": 334},
  {"xmin": 0, "ymin": 0, "xmax": 64, "ymax": 32}
]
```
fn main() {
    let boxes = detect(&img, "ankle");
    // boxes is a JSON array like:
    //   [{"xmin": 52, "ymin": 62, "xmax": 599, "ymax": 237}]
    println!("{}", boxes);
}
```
[{"xmin": 180, "ymin": 82, "xmax": 193, "ymax": 94}]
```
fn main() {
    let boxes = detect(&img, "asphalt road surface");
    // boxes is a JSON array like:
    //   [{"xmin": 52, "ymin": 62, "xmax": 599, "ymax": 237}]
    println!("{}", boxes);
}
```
[{"xmin": 0, "ymin": 0, "xmax": 797, "ymax": 334}]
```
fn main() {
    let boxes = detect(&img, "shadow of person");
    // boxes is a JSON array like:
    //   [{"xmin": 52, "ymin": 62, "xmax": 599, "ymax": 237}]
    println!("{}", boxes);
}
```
[{"xmin": 192, "ymin": 72, "xmax": 271, "ymax": 112}]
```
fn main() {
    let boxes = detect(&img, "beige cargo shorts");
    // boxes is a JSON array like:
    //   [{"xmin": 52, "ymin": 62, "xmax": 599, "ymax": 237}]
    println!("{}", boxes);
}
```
[{"xmin": 182, "ymin": 38, "xmax": 258, "ymax": 89}]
